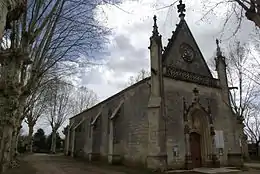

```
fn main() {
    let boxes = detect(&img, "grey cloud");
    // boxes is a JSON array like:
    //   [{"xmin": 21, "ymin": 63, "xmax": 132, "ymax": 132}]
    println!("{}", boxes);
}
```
[
  {"xmin": 106, "ymin": 34, "xmax": 149, "ymax": 73},
  {"xmin": 81, "ymin": 67, "xmax": 103, "ymax": 85}
]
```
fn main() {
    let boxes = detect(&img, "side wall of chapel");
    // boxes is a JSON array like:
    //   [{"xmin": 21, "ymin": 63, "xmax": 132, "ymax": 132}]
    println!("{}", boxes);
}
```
[{"xmin": 69, "ymin": 79, "xmax": 151, "ymax": 165}]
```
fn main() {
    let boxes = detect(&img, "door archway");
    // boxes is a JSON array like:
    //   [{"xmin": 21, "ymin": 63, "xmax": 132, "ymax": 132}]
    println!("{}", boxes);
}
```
[{"xmin": 188, "ymin": 109, "xmax": 211, "ymax": 167}]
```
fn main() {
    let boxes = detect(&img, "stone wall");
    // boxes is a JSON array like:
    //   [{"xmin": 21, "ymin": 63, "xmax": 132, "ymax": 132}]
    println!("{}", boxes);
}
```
[
  {"xmin": 163, "ymin": 77, "xmax": 241, "ymax": 168},
  {"xmin": 69, "ymin": 79, "xmax": 151, "ymax": 166},
  {"xmin": 68, "ymin": 75, "xmax": 242, "ymax": 168}
]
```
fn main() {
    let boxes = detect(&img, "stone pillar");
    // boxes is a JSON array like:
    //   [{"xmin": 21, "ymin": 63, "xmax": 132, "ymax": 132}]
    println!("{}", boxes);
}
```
[
  {"xmin": 71, "ymin": 129, "xmax": 75, "ymax": 157},
  {"xmin": 210, "ymin": 126, "xmax": 220, "ymax": 167},
  {"xmin": 108, "ymin": 120, "xmax": 114, "ymax": 163},
  {"xmin": 184, "ymin": 124, "xmax": 192, "ymax": 169},
  {"xmin": 88, "ymin": 125, "xmax": 94, "ymax": 161},
  {"xmin": 147, "ymin": 102, "xmax": 167, "ymax": 171},
  {"xmin": 146, "ymin": 15, "xmax": 167, "ymax": 171},
  {"xmin": 65, "ymin": 128, "xmax": 70, "ymax": 156}
]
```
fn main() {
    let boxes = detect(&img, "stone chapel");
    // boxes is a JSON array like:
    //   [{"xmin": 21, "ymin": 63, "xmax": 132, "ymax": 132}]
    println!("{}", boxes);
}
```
[{"xmin": 65, "ymin": 0, "xmax": 247, "ymax": 170}]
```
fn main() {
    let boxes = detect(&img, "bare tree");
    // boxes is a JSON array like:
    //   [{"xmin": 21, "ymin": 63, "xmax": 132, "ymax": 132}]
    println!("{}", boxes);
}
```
[
  {"xmin": 72, "ymin": 86, "xmax": 98, "ymax": 115},
  {"xmin": 44, "ymin": 79, "xmax": 73, "ymax": 153},
  {"xmin": 126, "ymin": 69, "xmax": 150, "ymax": 86},
  {"xmin": 24, "ymin": 86, "xmax": 48, "ymax": 153},
  {"xmin": 226, "ymin": 41, "xmax": 260, "ymax": 155},
  {"xmin": 200, "ymin": 0, "xmax": 260, "ymax": 35},
  {"xmin": 0, "ymin": 0, "xmax": 110, "ymax": 170}
]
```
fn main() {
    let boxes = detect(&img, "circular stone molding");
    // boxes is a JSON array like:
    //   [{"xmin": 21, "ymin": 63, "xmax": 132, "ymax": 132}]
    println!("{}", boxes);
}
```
[{"xmin": 179, "ymin": 43, "xmax": 195, "ymax": 63}]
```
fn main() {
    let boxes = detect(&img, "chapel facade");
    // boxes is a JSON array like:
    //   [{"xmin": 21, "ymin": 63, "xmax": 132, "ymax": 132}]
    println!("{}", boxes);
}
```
[{"xmin": 65, "ymin": 1, "xmax": 247, "ymax": 170}]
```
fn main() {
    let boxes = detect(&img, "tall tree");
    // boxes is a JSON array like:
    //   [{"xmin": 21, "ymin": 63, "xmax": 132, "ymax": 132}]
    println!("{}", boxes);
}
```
[
  {"xmin": 44, "ymin": 79, "xmax": 73, "ymax": 154},
  {"xmin": 24, "ymin": 86, "xmax": 48, "ymax": 153},
  {"xmin": 226, "ymin": 41, "xmax": 260, "ymax": 155},
  {"xmin": 0, "ymin": 0, "xmax": 110, "ymax": 171}
]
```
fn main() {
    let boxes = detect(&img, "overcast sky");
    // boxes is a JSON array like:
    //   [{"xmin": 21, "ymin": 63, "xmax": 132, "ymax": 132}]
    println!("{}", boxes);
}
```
[
  {"xmin": 80, "ymin": 0, "xmax": 254, "ymax": 101},
  {"xmin": 27, "ymin": 0, "xmax": 257, "ymax": 137}
]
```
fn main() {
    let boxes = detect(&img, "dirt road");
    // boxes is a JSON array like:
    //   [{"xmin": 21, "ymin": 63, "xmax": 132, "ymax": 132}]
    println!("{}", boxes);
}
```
[{"xmin": 5, "ymin": 153, "xmax": 260, "ymax": 174}]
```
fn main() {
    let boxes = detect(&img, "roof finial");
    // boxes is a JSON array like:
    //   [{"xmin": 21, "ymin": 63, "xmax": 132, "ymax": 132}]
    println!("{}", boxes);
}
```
[
  {"xmin": 152, "ymin": 15, "xmax": 159, "ymax": 36},
  {"xmin": 177, "ymin": 0, "xmax": 186, "ymax": 19},
  {"xmin": 216, "ymin": 39, "xmax": 222, "ymax": 57}
]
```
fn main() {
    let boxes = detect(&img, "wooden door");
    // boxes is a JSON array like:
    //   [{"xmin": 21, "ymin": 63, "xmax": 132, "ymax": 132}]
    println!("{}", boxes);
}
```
[{"xmin": 189, "ymin": 132, "xmax": 202, "ymax": 168}]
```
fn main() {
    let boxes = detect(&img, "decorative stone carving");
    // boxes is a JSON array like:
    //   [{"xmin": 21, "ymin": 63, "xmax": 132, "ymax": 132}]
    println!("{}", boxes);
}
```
[
  {"xmin": 179, "ymin": 43, "xmax": 195, "ymax": 63},
  {"xmin": 164, "ymin": 66, "xmax": 220, "ymax": 88},
  {"xmin": 210, "ymin": 126, "xmax": 215, "ymax": 136},
  {"xmin": 184, "ymin": 124, "xmax": 190, "ymax": 134}
]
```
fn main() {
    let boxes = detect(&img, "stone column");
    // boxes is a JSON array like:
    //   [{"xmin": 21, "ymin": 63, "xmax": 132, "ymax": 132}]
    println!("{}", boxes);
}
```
[
  {"xmin": 108, "ymin": 120, "xmax": 114, "ymax": 164},
  {"xmin": 210, "ymin": 126, "xmax": 220, "ymax": 167},
  {"xmin": 146, "ymin": 15, "xmax": 167, "ymax": 171},
  {"xmin": 88, "ymin": 125, "xmax": 94, "ymax": 161},
  {"xmin": 65, "ymin": 128, "xmax": 70, "ymax": 156},
  {"xmin": 71, "ymin": 129, "xmax": 75, "ymax": 157},
  {"xmin": 184, "ymin": 124, "xmax": 192, "ymax": 169}
]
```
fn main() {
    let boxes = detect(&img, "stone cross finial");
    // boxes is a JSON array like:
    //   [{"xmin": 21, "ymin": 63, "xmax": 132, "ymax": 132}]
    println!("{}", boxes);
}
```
[
  {"xmin": 152, "ymin": 15, "xmax": 159, "ymax": 36},
  {"xmin": 177, "ymin": 0, "xmax": 186, "ymax": 19},
  {"xmin": 216, "ymin": 39, "xmax": 222, "ymax": 57}
]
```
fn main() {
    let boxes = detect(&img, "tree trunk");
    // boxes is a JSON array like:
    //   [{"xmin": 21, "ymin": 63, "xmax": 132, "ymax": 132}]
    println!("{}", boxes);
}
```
[
  {"xmin": 15, "ymin": 125, "xmax": 22, "ymax": 155},
  {"xmin": 10, "ymin": 129, "xmax": 16, "ymax": 160},
  {"xmin": 0, "ymin": 125, "xmax": 13, "ymax": 173},
  {"xmin": 28, "ymin": 125, "xmax": 34, "ymax": 153},
  {"xmin": 51, "ymin": 131, "xmax": 56, "ymax": 154},
  {"xmin": 0, "ymin": 1, "xmax": 9, "ymax": 39}
]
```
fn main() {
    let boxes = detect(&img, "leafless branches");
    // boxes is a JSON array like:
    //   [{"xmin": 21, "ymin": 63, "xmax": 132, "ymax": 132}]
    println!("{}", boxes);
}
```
[
  {"xmin": 226, "ymin": 41, "xmax": 260, "ymax": 147},
  {"xmin": 71, "ymin": 86, "xmax": 98, "ymax": 115},
  {"xmin": 44, "ymin": 79, "xmax": 73, "ymax": 153},
  {"xmin": 199, "ymin": 0, "xmax": 260, "ymax": 38},
  {"xmin": 126, "ymin": 69, "xmax": 150, "ymax": 87}
]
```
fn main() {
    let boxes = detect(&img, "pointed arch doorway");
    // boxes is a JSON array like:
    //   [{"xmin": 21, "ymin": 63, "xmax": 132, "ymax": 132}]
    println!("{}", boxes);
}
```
[{"xmin": 188, "ymin": 109, "xmax": 211, "ymax": 168}]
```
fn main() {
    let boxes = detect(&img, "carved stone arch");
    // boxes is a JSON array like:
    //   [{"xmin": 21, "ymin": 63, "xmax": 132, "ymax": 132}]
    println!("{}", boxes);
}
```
[
  {"xmin": 183, "ymin": 97, "xmax": 214, "ymax": 168},
  {"xmin": 183, "ymin": 98, "xmax": 212, "ymax": 124}
]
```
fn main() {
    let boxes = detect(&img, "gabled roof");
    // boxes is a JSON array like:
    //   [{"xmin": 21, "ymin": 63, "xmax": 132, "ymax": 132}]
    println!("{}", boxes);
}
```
[{"xmin": 162, "ymin": 19, "xmax": 213, "ymax": 78}]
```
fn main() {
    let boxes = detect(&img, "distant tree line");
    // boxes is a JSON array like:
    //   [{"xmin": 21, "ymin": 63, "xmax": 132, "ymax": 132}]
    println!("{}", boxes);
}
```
[{"xmin": 17, "ymin": 128, "xmax": 64, "ymax": 154}]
